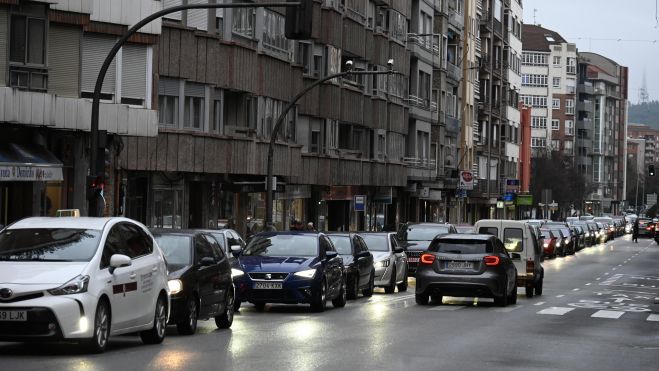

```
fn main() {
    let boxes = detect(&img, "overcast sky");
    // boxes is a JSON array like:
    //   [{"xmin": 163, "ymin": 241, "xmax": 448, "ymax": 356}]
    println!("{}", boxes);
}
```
[{"xmin": 522, "ymin": 0, "xmax": 659, "ymax": 104}]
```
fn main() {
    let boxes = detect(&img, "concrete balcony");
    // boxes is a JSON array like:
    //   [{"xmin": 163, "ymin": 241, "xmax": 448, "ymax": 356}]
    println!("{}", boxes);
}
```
[
  {"xmin": 447, "ymin": 63, "xmax": 462, "ymax": 84},
  {"xmin": 448, "ymin": 10, "xmax": 464, "ymax": 30},
  {"xmin": 403, "ymin": 157, "xmax": 438, "ymax": 181},
  {"xmin": 578, "ymin": 100, "xmax": 595, "ymax": 113},
  {"xmin": 445, "ymin": 115, "xmax": 460, "ymax": 135},
  {"xmin": 578, "ymin": 83, "xmax": 594, "ymax": 95}
]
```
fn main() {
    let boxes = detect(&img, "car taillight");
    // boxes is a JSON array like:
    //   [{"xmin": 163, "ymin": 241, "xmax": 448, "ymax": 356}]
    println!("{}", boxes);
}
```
[
  {"xmin": 647, "ymin": 226, "xmax": 653, "ymax": 231},
  {"xmin": 484, "ymin": 256, "xmax": 500, "ymax": 266},
  {"xmin": 526, "ymin": 260, "xmax": 535, "ymax": 274},
  {"xmin": 420, "ymin": 254, "xmax": 436, "ymax": 265}
]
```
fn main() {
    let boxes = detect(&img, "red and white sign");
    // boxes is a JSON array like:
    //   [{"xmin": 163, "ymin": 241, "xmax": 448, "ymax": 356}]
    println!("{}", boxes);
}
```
[{"xmin": 459, "ymin": 171, "xmax": 474, "ymax": 190}]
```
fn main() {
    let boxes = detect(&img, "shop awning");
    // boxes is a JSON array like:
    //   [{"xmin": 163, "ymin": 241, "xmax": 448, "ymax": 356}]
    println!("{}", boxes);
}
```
[{"xmin": 0, "ymin": 143, "xmax": 63, "ymax": 182}]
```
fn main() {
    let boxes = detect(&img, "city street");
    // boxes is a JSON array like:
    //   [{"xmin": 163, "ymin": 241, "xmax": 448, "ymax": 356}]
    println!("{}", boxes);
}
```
[{"xmin": 1, "ymin": 236, "xmax": 657, "ymax": 371}]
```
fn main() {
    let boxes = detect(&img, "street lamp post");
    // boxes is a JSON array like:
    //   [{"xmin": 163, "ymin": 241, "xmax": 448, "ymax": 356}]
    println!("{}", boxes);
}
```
[
  {"xmin": 86, "ymin": 2, "xmax": 300, "ymax": 216},
  {"xmin": 264, "ymin": 62, "xmax": 396, "ymax": 230}
]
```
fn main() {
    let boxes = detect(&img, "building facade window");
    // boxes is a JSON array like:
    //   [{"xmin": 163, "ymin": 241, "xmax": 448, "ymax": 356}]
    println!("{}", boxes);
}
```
[
  {"xmin": 184, "ymin": 83, "xmax": 206, "ymax": 130},
  {"xmin": 565, "ymin": 99, "xmax": 575, "ymax": 115},
  {"xmin": 551, "ymin": 139, "xmax": 560, "ymax": 150},
  {"xmin": 565, "ymin": 120, "xmax": 574, "ymax": 135},
  {"xmin": 552, "ymin": 98, "xmax": 560, "ymax": 109},
  {"xmin": 9, "ymin": 4, "xmax": 48, "ymax": 91},
  {"xmin": 551, "ymin": 119, "xmax": 560, "ymax": 131},
  {"xmin": 262, "ymin": 9, "xmax": 289, "ymax": 56},
  {"xmin": 521, "ymin": 52, "xmax": 548, "ymax": 66},
  {"xmin": 531, "ymin": 116, "xmax": 547, "ymax": 129},
  {"xmin": 566, "ymin": 57, "xmax": 577, "ymax": 74},
  {"xmin": 531, "ymin": 137, "xmax": 547, "ymax": 148},
  {"xmin": 389, "ymin": 10, "xmax": 407, "ymax": 43},
  {"xmin": 522, "ymin": 74, "xmax": 548, "ymax": 87},
  {"xmin": 553, "ymin": 77, "xmax": 561, "ymax": 88},
  {"xmin": 232, "ymin": 8, "xmax": 255, "ymax": 38},
  {"xmin": 158, "ymin": 78, "xmax": 181, "ymax": 127},
  {"xmin": 521, "ymin": 95, "xmax": 547, "ymax": 108},
  {"xmin": 553, "ymin": 56, "xmax": 561, "ymax": 66}
]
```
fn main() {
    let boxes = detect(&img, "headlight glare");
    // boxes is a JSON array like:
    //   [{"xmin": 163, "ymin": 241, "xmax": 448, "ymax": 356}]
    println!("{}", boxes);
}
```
[
  {"xmin": 294, "ymin": 269, "xmax": 316, "ymax": 278},
  {"xmin": 231, "ymin": 268, "xmax": 244, "ymax": 278},
  {"xmin": 168, "ymin": 279, "xmax": 183, "ymax": 295},
  {"xmin": 48, "ymin": 275, "xmax": 90, "ymax": 296}
]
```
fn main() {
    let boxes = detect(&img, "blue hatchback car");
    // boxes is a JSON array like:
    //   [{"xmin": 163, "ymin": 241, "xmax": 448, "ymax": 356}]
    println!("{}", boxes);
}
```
[{"xmin": 232, "ymin": 232, "xmax": 347, "ymax": 312}]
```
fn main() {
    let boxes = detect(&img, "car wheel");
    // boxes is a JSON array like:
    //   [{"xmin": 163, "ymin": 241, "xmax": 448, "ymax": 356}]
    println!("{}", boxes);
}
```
[
  {"xmin": 233, "ymin": 300, "xmax": 242, "ymax": 313},
  {"xmin": 176, "ymin": 296, "xmax": 198, "ymax": 335},
  {"xmin": 310, "ymin": 278, "xmax": 327, "ymax": 312},
  {"xmin": 332, "ymin": 278, "xmax": 347, "ymax": 308},
  {"xmin": 254, "ymin": 302, "xmax": 267, "ymax": 312},
  {"xmin": 397, "ymin": 266, "xmax": 409, "ymax": 292},
  {"xmin": 431, "ymin": 294, "xmax": 443, "ymax": 305},
  {"xmin": 140, "ymin": 295, "xmax": 167, "ymax": 345},
  {"xmin": 346, "ymin": 274, "xmax": 359, "ymax": 300},
  {"xmin": 415, "ymin": 293, "xmax": 430, "ymax": 305},
  {"xmin": 83, "ymin": 299, "xmax": 111, "ymax": 354},
  {"xmin": 384, "ymin": 267, "xmax": 396, "ymax": 294},
  {"xmin": 215, "ymin": 290, "xmax": 235, "ymax": 329},
  {"xmin": 535, "ymin": 277, "xmax": 544, "ymax": 296},
  {"xmin": 525, "ymin": 283, "xmax": 534, "ymax": 298},
  {"xmin": 362, "ymin": 270, "xmax": 375, "ymax": 297},
  {"xmin": 508, "ymin": 285, "xmax": 518, "ymax": 305}
]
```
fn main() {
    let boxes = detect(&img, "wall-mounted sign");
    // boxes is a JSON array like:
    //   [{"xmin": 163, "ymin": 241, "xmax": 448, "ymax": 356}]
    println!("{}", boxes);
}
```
[
  {"xmin": 459, "ymin": 171, "xmax": 474, "ymax": 190},
  {"xmin": 354, "ymin": 195, "xmax": 366, "ymax": 212},
  {"xmin": 0, "ymin": 166, "xmax": 63, "ymax": 182}
]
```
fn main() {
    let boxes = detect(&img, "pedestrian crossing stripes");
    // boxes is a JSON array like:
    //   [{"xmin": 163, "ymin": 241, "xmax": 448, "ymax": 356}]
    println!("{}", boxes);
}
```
[
  {"xmin": 591, "ymin": 310, "xmax": 624, "ymax": 319},
  {"xmin": 537, "ymin": 307, "xmax": 574, "ymax": 315}
]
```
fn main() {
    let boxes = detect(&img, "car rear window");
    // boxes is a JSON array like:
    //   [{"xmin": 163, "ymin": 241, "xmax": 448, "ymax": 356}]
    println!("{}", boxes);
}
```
[
  {"xmin": 0, "ymin": 228, "xmax": 101, "ymax": 262},
  {"xmin": 154, "ymin": 235, "xmax": 192, "ymax": 266},
  {"xmin": 478, "ymin": 227, "xmax": 498, "ymax": 236},
  {"xmin": 429, "ymin": 239, "xmax": 493, "ymax": 254},
  {"xmin": 405, "ymin": 226, "xmax": 450, "ymax": 241},
  {"xmin": 361, "ymin": 235, "xmax": 388, "ymax": 251},
  {"xmin": 503, "ymin": 228, "xmax": 524, "ymax": 252}
]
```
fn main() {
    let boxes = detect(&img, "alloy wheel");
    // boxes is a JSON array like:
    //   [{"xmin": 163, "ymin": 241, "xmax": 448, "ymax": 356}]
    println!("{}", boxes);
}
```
[{"xmin": 95, "ymin": 303, "xmax": 109, "ymax": 348}]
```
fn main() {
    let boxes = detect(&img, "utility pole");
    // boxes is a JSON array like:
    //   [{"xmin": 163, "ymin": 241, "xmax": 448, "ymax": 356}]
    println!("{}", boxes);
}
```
[{"xmin": 457, "ymin": 0, "xmax": 471, "ymax": 225}]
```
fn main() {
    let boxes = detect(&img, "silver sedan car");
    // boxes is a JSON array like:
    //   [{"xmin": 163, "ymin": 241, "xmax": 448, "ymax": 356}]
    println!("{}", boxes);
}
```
[{"xmin": 360, "ymin": 232, "xmax": 409, "ymax": 293}]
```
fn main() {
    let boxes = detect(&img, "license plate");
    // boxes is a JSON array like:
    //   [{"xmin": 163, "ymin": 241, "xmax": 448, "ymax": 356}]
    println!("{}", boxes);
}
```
[
  {"xmin": 0, "ymin": 310, "xmax": 27, "ymax": 322},
  {"xmin": 408, "ymin": 257, "xmax": 420, "ymax": 263},
  {"xmin": 254, "ymin": 282, "xmax": 283, "ymax": 290},
  {"xmin": 446, "ymin": 261, "xmax": 473, "ymax": 270}
]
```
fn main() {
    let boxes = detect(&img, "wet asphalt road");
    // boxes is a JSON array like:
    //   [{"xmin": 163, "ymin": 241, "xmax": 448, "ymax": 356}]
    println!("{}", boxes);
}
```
[{"xmin": 2, "ymin": 235, "xmax": 659, "ymax": 371}]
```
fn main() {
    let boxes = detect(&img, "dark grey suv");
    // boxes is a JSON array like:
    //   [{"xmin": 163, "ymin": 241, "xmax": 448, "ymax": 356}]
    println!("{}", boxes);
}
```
[{"xmin": 415, "ymin": 234, "xmax": 518, "ymax": 307}]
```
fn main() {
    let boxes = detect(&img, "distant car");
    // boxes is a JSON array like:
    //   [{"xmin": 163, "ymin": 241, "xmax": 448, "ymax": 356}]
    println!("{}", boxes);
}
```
[
  {"xmin": 232, "ymin": 232, "xmax": 346, "ymax": 312},
  {"xmin": 571, "ymin": 225, "xmax": 586, "ymax": 250},
  {"xmin": 539, "ymin": 229, "xmax": 559, "ymax": 258},
  {"xmin": 595, "ymin": 222, "xmax": 610, "ymax": 243},
  {"xmin": 198, "ymin": 229, "xmax": 246, "ymax": 260},
  {"xmin": 637, "ymin": 218, "xmax": 655, "ymax": 239},
  {"xmin": 152, "ymin": 230, "xmax": 235, "ymax": 334},
  {"xmin": 0, "ymin": 217, "xmax": 169, "ymax": 353},
  {"xmin": 360, "ymin": 232, "xmax": 409, "ymax": 293},
  {"xmin": 327, "ymin": 233, "xmax": 375, "ymax": 299},
  {"xmin": 455, "ymin": 225, "xmax": 475, "ymax": 234},
  {"xmin": 585, "ymin": 221, "xmax": 601, "ymax": 244},
  {"xmin": 595, "ymin": 218, "xmax": 615, "ymax": 240},
  {"xmin": 397, "ymin": 223, "xmax": 458, "ymax": 275},
  {"xmin": 415, "ymin": 234, "xmax": 518, "ymax": 307}
]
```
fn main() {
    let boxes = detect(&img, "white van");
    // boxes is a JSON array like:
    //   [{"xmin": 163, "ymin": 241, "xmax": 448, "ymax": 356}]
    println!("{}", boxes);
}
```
[{"xmin": 473, "ymin": 220, "xmax": 544, "ymax": 298}]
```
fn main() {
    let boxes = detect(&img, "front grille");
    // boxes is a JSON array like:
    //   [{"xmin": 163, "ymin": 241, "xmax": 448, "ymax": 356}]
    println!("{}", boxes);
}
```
[
  {"xmin": 0, "ymin": 292, "xmax": 44, "ymax": 304},
  {"xmin": 248, "ymin": 289, "xmax": 298, "ymax": 302},
  {"xmin": 248, "ymin": 272, "xmax": 290, "ymax": 281},
  {"xmin": 0, "ymin": 308, "xmax": 61, "ymax": 337}
]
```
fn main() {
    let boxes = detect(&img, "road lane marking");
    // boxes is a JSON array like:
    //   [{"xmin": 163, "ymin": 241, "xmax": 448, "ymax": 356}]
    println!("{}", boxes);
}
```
[
  {"xmin": 537, "ymin": 307, "xmax": 574, "ymax": 316},
  {"xmin": 534, "ymin": 302, "xmax": 546, "ymax": 306},
  {"xmin": 429, "ymin": 305, "xmax": 464, "ymax": 311},
  {"xmin": 556, "ymin": 295, "xmax": 565, "ymax": 298},
  {"xmin": 585, "ymin": 283, "xmax": 592, "ymax": 286},
  {"xmin": 494, "ymin": 305, "xmax": 523, "ymax": 313},
  {"xmin": 572, "ymin": 288, "xmax": 580, "ymax": 291},
  {"xmin": 647, "ymin": 314, "xmax": 659, "ymax": 322},
  {"xmin": 591, "ymin": 310, "xmax": 624, "ymax": 319}
]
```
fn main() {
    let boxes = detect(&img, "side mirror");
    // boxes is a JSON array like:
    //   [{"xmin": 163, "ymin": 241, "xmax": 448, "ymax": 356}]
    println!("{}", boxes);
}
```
[
  {"xmin": 230, "ymin": 245, "xmax": 242, "ymax": 256},
  {"xmin": 325, "ymin": 251, "xmax": 338, "ymax": 260},
  {"xmin": 199, "ymin": 257, "xmax": 216, "ymax": 267},
  {"xmin": 393, "ymin": 247, "xmax": 404, "ymax": 254},
  {"xmin": 109, "ymin": 254, "xmax": 131, "ymax": 274},
  {"xmin": 357, "ymin": 251, "xmax": 370, "ymax": 259}
]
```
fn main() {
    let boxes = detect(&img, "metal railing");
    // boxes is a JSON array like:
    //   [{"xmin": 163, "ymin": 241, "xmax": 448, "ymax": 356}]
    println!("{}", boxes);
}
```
[
  {"xmin": 403, "ymin": 157, "xmax": 437, "ymax": 169},
  {"xmin": 408, "ymin": 94, "xmax": 431, "ymax": 109}
]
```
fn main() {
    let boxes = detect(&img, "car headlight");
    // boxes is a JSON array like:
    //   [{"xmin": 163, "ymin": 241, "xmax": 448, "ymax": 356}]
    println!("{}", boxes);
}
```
[
  {"xmin": 168, "ymin": 279, "xmax": 183, "ymax": 295},
  {"xmin": 48, "ymin": 275, "xmax": 90, "ymax": 296},
  {"xmin": 294, "ymin": 269, "xmax": 316, "ymax": 278},
  {"xmin": 543, "ymin": 243, "xmax": 549, "ymax": 248},
  {"xmin": 231, "ymin": 268, "xmax": 244, "ymax": 278},
  {"xmin": 374, "ymin": 259, "xmax": 390, "ymax": 269}
]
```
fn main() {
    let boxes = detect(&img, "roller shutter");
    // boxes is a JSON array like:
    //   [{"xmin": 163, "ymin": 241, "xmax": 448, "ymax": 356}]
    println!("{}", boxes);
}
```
[
  {"xmin": 0, "ymin": 8, "xmax": 7, "ymax": 87},
  {"xmin": 163, "ymin": 0, "xmax": 183, "ymax": 21},
  {"xmin": 121, "ymin": 44, "xmax": 147, "ymax": 100},
  {"xmin": 81, "ymin": 33, "xmax": 116, "ymax": 94},
  {"xmin": 187, "ymin": 0, "xmax": 209, "ymax": 31},
  {"xmin": 48, "ymin": 24, "xmax": 80, "ymax": 97}
]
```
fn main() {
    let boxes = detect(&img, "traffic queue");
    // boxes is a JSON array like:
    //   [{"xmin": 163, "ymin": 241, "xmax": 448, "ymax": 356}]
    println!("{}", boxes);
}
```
[{"xmin": 0, "ymin": 213, "xmax": 632, "ymax": 353}]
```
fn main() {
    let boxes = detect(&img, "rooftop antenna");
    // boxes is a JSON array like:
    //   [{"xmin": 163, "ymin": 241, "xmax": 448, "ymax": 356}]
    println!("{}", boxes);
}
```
[
  {"xmin": 533, "ymin": 8, "xmax": 537, "ymax": 25},
  {"xmin": 640, "ymin": 68, "xmax": 650, "ymax": 104}
]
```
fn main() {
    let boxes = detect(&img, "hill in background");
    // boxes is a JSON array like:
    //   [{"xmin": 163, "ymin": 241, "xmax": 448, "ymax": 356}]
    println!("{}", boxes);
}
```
[{"xmin": 629, "ymin": 101, "xmax": 659, "ymax": 129}]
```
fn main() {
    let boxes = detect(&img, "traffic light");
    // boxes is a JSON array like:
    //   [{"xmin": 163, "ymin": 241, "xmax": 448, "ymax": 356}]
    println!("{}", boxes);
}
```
[
  {"xmin": 650, "ymin": 164, "xmax": 656, "ymax": 177},
  {"xmin": 285, "ymin": 0, "xmax": 313, "ymax": 40}
]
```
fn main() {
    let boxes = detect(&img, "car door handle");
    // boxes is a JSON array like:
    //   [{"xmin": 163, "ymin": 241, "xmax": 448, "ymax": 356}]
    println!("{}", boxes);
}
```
[
  {"xmin": 129, "ymin": 273, "xmax": 137, "ymax": 279},
  {"xmin": 152, "ymin": 266, "xmax": 158, "ymax": 272}
]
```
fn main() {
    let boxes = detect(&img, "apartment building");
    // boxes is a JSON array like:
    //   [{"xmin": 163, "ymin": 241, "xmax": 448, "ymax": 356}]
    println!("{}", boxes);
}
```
[
  {"xmin": 576, "ymin": 52, "xmax": 628, "ymax": 215},
  {"xmin": 627, "ymin": 123, "xmax": 659, "ymax": 168},
  {"xmin": 0, "ymin": 0, "xmax": 161, "ymax": 225},
  {"xmin": 521, "ymin": 24, "xmax": 577, "ymax": 160},
  {"xmin": 118, "ymin": 0, "xmax": 413, "ymax": 234},
  {"xmin": 626, "ymin": 137, "xmax": 646, "ymax": 173}
]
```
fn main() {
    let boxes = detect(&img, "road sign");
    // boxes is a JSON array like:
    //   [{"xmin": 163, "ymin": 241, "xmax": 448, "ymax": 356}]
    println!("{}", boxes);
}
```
[
  {"xmin": 354, "ymin": 195, "xmax": 366, "ymax": 212},
  {"xmin": 459, "ymin": 171, "xmax": 474, "ymax": 190},
  {"xmin": 505, "ymin": 179, "xmax": 520, "ymax": 193}
]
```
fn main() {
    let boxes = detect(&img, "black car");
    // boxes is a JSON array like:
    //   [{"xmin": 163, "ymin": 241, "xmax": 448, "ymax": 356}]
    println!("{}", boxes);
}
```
[
  {"xmin": 152, "ymin": 229, "xmax": 235, "ymax": 334},
  {"xmin": 232, "ymin": 232, "xmax": 346, "ymax": 312},
  {"xmin": 397, "ymin": 223, "xmax": 458, "ymax": 275},
  {"xmin": 415, "ymin": 234, "xmax": 518, "ymax": 307},
  {"xmin": 637, "ymin": 218, "xmax": 655, "ymax": 238},
  {"xmin": 327, "ymin": 233, "xmax": 375, "ymax": 299}
]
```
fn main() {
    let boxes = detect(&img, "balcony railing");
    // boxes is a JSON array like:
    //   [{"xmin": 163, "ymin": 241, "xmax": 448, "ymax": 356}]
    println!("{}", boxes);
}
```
[
  {"xmin": 9, "ymin": 66, "xmax": 48, "ymax": 92},
  {"xmin": 408, "ymin": 94, "xmax": 430, "ymax": 110},
  {"xmin": 578, "ymin": 83, "xmax": 594, "ymax": 95},
  {"xmin": 447, "ymin": 63, "xmax": 462, "ymax": 81},
  {"xmin": 403, "ymin": 157, "xmax": 437, "ymax": 169}
]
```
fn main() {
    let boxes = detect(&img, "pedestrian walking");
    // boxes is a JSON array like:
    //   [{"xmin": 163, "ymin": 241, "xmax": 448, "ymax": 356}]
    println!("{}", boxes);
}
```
[{"xmin": 632, "ymin": 219, "xmax": 639, "ymax": 243}]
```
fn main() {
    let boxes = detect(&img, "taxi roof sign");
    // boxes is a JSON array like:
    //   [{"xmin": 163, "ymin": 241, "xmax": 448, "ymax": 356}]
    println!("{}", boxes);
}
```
[{"xmin": 56, "ymin": 209, "xmax": 80, "ymax": 217}]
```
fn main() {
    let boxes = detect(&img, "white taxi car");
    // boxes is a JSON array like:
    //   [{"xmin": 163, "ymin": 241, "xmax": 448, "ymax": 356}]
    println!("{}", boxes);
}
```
[{"xmin": 0, "ymin": 217, "xmax": 169, "ymax": 353}]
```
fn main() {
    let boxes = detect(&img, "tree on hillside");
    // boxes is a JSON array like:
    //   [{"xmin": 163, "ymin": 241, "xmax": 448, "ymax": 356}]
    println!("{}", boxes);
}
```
[{"xmin": 629, "ymin": 101, "xmax": 659, "ymax": 129}]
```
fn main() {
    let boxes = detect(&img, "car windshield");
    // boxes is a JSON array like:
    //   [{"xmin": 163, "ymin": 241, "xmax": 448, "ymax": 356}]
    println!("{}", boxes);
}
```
[
  {"xmin": 540, "ymin": 230, "xmax": 554, "ymax": 239},
  {"xmin": 327, "ymin": 236, "xmax": 352, "ymax": 255},
  {"xmin": 243, "ymin": 234, "xmax": 318, "ymax": 257},
  {"xmin": 406, "ymin": 226, "xmax": 450, "ymax": 241},
  {"xmin": 154, "ymin": 235, "xmax": 192, "ymax": 266},
  {"xmin": 0, "ymin": 228, "xmax": 101, "ymax": 262},
  {"xmin": 429, "ymin": 239, "xmax": 493, "ymax": 254},
  {"xmin": 361, "ymin": 235, "xmax": 389, "ymax": 251}
]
